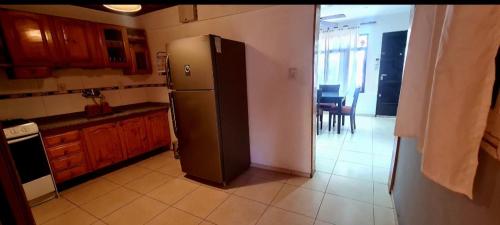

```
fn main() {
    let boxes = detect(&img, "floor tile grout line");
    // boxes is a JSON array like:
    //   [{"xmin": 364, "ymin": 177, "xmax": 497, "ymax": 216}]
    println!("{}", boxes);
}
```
[{"xmin": 252, "ymin": 178, "xmax": 287, "ymax": 225}]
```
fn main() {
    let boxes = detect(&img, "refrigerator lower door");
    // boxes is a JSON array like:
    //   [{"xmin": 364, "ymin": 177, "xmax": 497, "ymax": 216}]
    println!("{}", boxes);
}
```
[{"xmin": 172, "ymin": 90, "xmax": 223, "ymax": 183}]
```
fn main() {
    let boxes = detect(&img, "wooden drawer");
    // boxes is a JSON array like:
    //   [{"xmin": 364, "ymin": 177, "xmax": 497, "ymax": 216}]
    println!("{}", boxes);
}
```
[
  {"xmin": 46, "ymin": 142, "xmax": 82, "ymax": 159},
  {"xmin": 44, "ymin": 130, "xmax": 80, "ymax": 147},
  {"xmin": 53, "ymin": 165, "xmax": 87, "ymax": 183},
  {"xmin": 50, "ymin": 152, "xmax": 85, "ymax": 172}
]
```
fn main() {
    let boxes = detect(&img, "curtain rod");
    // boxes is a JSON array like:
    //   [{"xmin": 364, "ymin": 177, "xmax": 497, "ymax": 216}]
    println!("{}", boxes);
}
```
[{"xmin": 320, "ymin": 21, "xmax": 376, "ymax": 32}]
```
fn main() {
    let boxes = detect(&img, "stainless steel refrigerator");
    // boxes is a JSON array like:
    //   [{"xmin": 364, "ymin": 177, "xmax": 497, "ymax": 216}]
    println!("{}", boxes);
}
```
[{"xmin": 166, "ymin": 35, "xmax": 250, "ymax": 185}]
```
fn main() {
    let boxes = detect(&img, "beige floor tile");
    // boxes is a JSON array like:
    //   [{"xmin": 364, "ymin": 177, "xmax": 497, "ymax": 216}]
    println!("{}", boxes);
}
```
[
  {"xmin": 234, "ymin": 175, "xmax": 284, "ymax": 204},
  {"xmin": 174, "ymin": 186, "xmax": 229, "ymax": 218},
  {"xmin": 316, "ymin": 158, "xmax": 336, "ymax": 173},
  {"xmin": 373, "ymin": 166, "xmax": 390, "ymax": 184},
  {"xmin": 314, "ymin": 220, "xmax": 334, "ymax": 225},
  {"xmin": 374, "ymin": 183, "xmax": 393, "ymax": 208},
  {"xmin": 333, "ymin": 161, "xmax": 372, "ymax": 181},
  {"xmin": 102, "ymin": 196, "xmax": 168, "ymax": 225},
  {"xmin": 339, "ymin": 151, "xmax": 373, "ymax": 166},
  {"xmin": 373, "ymin": 154, "xmax": 392, "ymax": 169},
  {"xmin": 103, "ymin": 165, "xmax": 152, "ymax": 185},
  {"xmin": 374, "ymin": 206, "xmax": 396, "ymax": 225},
  {"xmin": 373, "ymin": 145, "xmax": 394, "ymax": 156},
  {"xmin": 257, "ymin": 207, "xmax": 314, "ymax": 225},
  {"xmin": 246, "ymin": 167, "xmax": 291, "ymax": 182},
  {"xmin": 207, "ymin": 195, "xmax": 266, "ymax": 225},
  {"xmin": 326, "ymin": 175, "xmax": 373, "ymax": 203},
  {"xmin": 137, "ymin": 155, "xmax": 170, "ymax": 170},
  {"xmin": 146, "ymin": 207, "xmax": 202, "ymax": 225},
  {"xmin": 43, "ymin": 207, "xmax": 97, "ymax": 225},
  {"xmin": 125, "ymin": 171, "xmax": 172, "ymax": 194},
  {"xmin": 31, "ymin": 198, "xmax": 76, "ymax": 224},
  {"xmin": 286, "ymin": 172, "xmax": 330, "ymax": 192},
  {"xmin": 147, "ymin": 178, "xmax": 199, "ymax": 205},
  {"xmin": 91, "ymin": 220, "xmax": 106, "ymax": 225},
  {"xmin": 156, "ymin": 160, "xmax": 185, "ymax": 177},
  {"xmin": 62, "ymin": 178, "xmax": 120, "ymax": 205},
  {"xmin": 342, "ymin": 141, "xmax": 372, "ymax": 153},
  {"xmin": 199, "ymin": 221, "xmax": 216, "ymax": 225},
  {"xmin": 317, "ymin": 194, "xmax": 373, "ymax": 225},
  {"xmin": 81, "ymin": 187, "xmax": 141, "ymax": 218},
  {"xmin": 316, "ymin": 148, "xmax": 340, "ymax": 160},
  {"xmin": 271, "ymin": 184, "xmax": 324, "ymax": 218}
]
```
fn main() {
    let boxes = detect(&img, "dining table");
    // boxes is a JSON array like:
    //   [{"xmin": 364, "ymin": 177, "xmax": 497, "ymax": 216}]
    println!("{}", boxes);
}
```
[{"xmin": 318, "ymin": 91, "xmax": 346, "ymax": 134}]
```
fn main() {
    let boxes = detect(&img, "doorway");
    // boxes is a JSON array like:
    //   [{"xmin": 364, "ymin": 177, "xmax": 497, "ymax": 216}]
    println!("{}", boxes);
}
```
[{"xmin": 312, "ymin": 4, "xmax": 412, "ymax": 225}]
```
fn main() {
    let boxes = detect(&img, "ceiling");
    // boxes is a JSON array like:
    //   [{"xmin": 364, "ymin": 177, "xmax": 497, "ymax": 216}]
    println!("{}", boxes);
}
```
[
  {"xmin": 73, "ymin": 4, "xmax": 176, "ymax": 17},
  {"xmin": 320, "ymin": 5, "xmax": 412, "ymax": 22}
]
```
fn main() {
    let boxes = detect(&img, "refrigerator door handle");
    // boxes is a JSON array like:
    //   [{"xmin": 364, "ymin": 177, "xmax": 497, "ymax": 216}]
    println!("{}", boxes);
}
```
[
  {"xmin": 169, "ymin": 92, "xmax": 179, "ymax": 136},
  {"xmin": 166, "ymin": 54, "xmax": 174, "ymax": 89}
]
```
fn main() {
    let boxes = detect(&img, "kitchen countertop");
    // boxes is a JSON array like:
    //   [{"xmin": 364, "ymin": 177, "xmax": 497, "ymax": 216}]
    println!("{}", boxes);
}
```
[{"xmin": 33, "ymin": 102, "xmax": 169, "ymax": 134}]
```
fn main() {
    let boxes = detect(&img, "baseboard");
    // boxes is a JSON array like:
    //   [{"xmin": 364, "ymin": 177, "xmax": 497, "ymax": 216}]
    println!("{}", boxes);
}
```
[{"xmin": 250, "ymin": 163, "xmax": 310, "ymax": 177}]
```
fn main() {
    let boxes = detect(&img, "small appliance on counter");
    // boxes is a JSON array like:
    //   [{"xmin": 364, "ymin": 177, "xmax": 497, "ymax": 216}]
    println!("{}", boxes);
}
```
[
  {"xmin": 2, "ymin": 119, "xmax": 58, "ymax": 206},
  {"xmin": 82, "ymin": 88, "xmax": 112, "ymax": 118}
]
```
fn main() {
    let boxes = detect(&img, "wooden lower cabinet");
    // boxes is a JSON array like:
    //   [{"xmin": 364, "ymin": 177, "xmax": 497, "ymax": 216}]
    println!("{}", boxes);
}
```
[
  {"xmin": 118, "ymin": 117, "xmax": 149, "ymax": 158},
  {"xmin": 83, "ymin": 123, "xmax": 124, "ymax": 170},
  {"xmin": 43, "ymin": 109, "xmax": 171, "ymax": 184},
  {"xmin": 145, "ymin": 111, "xmax": 171, "ymax": 150},
  {"xmin": 43, "ymin": 130, "xmax": 90, "ymax": 183}
]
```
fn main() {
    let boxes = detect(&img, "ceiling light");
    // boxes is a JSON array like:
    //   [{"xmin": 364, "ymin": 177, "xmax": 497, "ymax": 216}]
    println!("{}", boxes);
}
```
[{"xmin": 103, "ymin": 4, "xmax": 142, "ymax": 13}]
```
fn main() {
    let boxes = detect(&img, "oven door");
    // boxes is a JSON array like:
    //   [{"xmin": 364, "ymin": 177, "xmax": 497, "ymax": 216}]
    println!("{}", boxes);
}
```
[{"xmin": 7, "ymin": 133, "xmax": 51, "ymax": 184}]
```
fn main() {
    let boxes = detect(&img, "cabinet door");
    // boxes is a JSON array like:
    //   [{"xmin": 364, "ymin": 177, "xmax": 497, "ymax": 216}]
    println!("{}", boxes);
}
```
[
  {"xmin": 146, "ymin": 111, "xmax": 171, "ymax": 150},
  {"xmin": 83, "ymin": 123, "xmax": 124, "ymax": 170},
  {"xmin": 0, "ymin": 10, "xmax": 57, "ymax": 66},
  {"xmin": 54, "ymin": 18, "xmax": 103, "ymax": 67},
  {"xmin": 99, "ymin": 24, "xmax": 131, "ymax": 68},
  {"xmin": 118, "ymin": 117, "xmax": 149, "ymax": 158}
]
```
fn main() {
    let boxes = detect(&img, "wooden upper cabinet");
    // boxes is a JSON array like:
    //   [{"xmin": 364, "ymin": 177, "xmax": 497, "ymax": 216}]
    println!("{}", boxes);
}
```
[
  {"xmin": 53, "ymin": 18, "xmax": 103, "ymax": 68},
  {"xmin": 118, "ymin": 117, "xmax": 149, "ymax": 158},
  {"xmin": 124, "ymin": 28, "xmax": 152, "ymax": 75},
  {"xmin": 99, "ymin": 24, "xmax": 131, "ymax": 68},
  {"xmin": 0, "ymin": 10, "xmax": 56, "ymax": 67},
  {"xmin": 146, "ymin": 111, "xmax": 171, "ymax": 150},
  {"xmin": 83, "ymin": 123, "xmax": 124, "ymax": 170}
]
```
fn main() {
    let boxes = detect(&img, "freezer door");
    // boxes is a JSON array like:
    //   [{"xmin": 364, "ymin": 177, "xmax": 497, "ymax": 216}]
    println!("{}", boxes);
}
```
[
  {"xmin": 172, "ymin": 90, "xmax": 223, "ymax": 183},
  {"xmin": 167, "ymin": 35, "xmax": 215, "ymax": 90}
]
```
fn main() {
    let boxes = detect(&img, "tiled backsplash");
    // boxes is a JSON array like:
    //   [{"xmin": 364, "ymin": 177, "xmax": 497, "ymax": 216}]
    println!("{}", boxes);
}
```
[{"xmin": 0, "ymin": 69, "xmax": 169, "ymax": 120}]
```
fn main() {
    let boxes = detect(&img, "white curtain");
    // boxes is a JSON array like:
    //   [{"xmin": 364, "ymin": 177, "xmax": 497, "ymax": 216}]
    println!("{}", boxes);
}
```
[
  {"xmin": 395, "ymin": 5, "xmax": 500, "ymax": 199},
  {"xmin": 317, "ymin": 28, "xmax": 365, "ymax": 94}
]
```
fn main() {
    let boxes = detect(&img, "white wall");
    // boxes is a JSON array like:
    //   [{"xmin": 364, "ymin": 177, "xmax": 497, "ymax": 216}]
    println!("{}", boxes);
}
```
[
  {"xmin": 325, "ymin": 12, "xmax": 411, "ymax": 115},
  {"xmin": 137, "ymin": 5, "xmax": 315, "ymax": 175}
]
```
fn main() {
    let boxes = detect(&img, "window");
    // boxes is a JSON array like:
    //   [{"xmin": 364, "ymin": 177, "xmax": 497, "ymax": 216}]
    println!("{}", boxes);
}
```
[{"xmin": 316, "ymin": 32, "xmax": 369, "ymax": 93}]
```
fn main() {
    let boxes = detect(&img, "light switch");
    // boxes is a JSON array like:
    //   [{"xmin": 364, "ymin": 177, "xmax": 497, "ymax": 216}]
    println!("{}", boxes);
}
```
[{"xmin": 288, "ymin": 68, "xmax": 297, "ymax": 80}]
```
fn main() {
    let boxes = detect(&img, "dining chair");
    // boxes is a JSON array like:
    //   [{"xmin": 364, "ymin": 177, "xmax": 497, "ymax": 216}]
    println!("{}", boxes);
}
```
[
  {"xmin": 319, "ymin": 84, "xmax": 340, "ymax": 93},
  {"xmin": 316, "ymin": 89, "xmax": 337, "ymax": 134},
  {"xmin": 333, "ymin": 88, "xmax": 360, "ymax": 134}
]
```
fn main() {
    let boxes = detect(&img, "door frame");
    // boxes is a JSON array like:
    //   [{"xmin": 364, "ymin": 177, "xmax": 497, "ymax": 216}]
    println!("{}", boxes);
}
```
[{"xmin": 310, "ymin": 4, "xmax": 321, "ymax": 178}]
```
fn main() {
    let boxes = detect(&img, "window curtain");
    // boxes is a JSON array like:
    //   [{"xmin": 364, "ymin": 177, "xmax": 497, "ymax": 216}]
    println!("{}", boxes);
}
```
[
  {"xmin": 395, "ymin": 5, "xmax": 500, "ymax": 199},
  {"xmin": 317, "ymin": 28, "xmax": 364, "ymax": 94}
]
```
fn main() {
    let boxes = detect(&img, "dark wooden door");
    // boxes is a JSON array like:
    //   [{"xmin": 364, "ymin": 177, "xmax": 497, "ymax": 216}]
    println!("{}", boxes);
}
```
[
  {"xmin": 0, "ymin": 124, "xmax": 36, "ymax": 225},
  {"xmin": 54, "ymin": 18, "xmax": 102, "ymax": 68},
  {"xmin": 118, "ymin": 117, "xmax": 149, "ymax": 158},
  {"xmin": 83, "ymin": 123, "xmax": 124, "ymax": 170},
  {"xmin": 0, "ymin": 10, "xmax": 56, "ymax": 66},
  {"xmin": 376, "ymin": 30, "xmax": 408, "ymax": 116},
  {"xmin": 146, "ymin": 111, "xmax": 171, "ymax": 150}
]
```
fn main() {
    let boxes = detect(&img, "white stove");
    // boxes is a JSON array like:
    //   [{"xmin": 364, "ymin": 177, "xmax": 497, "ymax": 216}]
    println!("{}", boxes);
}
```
[{"xmin": 2, "ymin": 119, "xmax": 57, "ymax": 206}]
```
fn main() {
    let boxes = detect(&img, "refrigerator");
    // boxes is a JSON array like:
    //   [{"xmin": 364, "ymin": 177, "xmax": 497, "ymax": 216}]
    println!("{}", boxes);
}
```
[{"xmin": 166, "ymin": 34, "xmax": 250, "ymax": 185}]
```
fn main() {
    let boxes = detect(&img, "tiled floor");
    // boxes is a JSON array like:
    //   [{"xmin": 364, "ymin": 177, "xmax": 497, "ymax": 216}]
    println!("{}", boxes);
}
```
[
  {"xmin": 315, "ymin": 115, "xmax": 397, "ymax": 225},
  {"xmin": 31, "ymin": 115, "xmax": 396, "ymax": 225}
]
